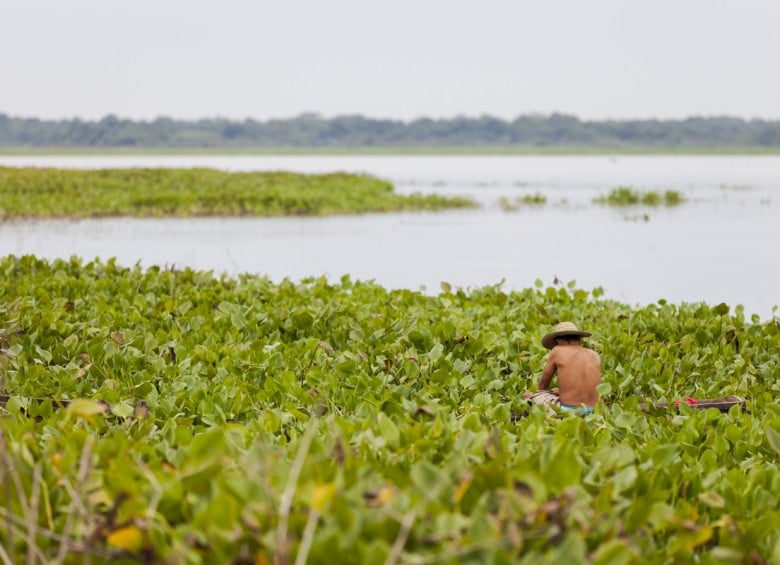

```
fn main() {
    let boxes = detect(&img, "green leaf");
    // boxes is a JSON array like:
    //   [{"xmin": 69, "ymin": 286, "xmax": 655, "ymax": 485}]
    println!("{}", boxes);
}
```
[
  {"xmin": 611, "ymin": 465, "xmax": 638, "ymax": 494},
  {"xmin": 698, "ymin": 491, "xmax": 725, "ymax": 508},
  {"xmin": 411, "ymin": 462, "xmax": 440, "ymax": 494},
  {"xmin": 428, "ymin": 343, "xmax": 444, "ymax": 362},
  {"xmin": 593, "ymin": 539, "xmax": 637, "ymax": 565},
  {"xmin": 188, "ymin": 428, "xmax": 226, "ymax": 463},
  {"xmin": 111, "ymin": 401, "xmax": 134, "ymax": 419},
  {"xmin": 711, "ymin": 303, "xmax": 729, "ymax": 316},
  {"xmin": 377, "ymin": 413, "xmax": 399, "ymax": 446},
  {"xmin": 67, "ymin": 399, "xmax": 108, "ymax": 420},
  {"xmin": 765, "ymin": 427, "xmax": 780, "ymax": 455},
  {"xmin": 651, "ymin": 444, "xmax": 679, "ymax": 467}
]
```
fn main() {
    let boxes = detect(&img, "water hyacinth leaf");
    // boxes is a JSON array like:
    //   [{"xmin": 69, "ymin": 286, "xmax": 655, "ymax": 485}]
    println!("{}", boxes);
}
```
[
  {"xmin": 651, "ymin": 444, "xmax": 680, "ymax": 467},
  {"xmin": 428, "ymin": 343, "xmax": 444, "ymax": 362},
  {"xmin": 111, "ymin": 400, "xmax": 134, "ymax": 419},
  {"xmin": 66, "ymin": 399, "xmax": 108, "ymax": 420},
  {"xmin": 698, "ymin": 491, "xmax": 726, "ymax": 508},
  {"xmin": 765, "ymin": 427, "xmax": 780, "ymax": 455},
  {"xmin": 592, "ymin": 539, "xmax": 637, "ymax": 565},
  {"xmin": 712, "ymin": 303, "xmax": 730, "ymax": 316},
  {"xmin": 377, "ymin": 412, "xmax": 400, "ymax": 446},
  {"xmin": 710, "ymin": 547, "xmax": 744, "ymax": 562},
  {"xmin": 594, "ymin": 444, "xmax": 635, "ymax": 470},
  {"xmin": 188, "ymin": 428, "xmax": 227, "ymax": 462},
  {"xmin": 611, "ymin": 465, "xmax": 638, "ymax": 495},
  {"xmin": 411, "ymin": 461, "xmax": 441, "ymax": 493},
  {"xmin": 545, "ymin": 443, "xmax": 582, "ymax": 490},
  {"xmin": 0, "ymin": 256, "xmax": 777, "ymax": 562},
  {"xmin": 550, "ymin": 534, "xmax": 587, "ymax": 562},
  {"xmin": 292, "ymin": 311, "xmax": 314, "ymax": 331}
]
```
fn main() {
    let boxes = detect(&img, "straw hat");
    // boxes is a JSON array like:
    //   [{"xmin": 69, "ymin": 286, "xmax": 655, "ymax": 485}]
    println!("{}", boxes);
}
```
[{"xmin": 542, "ymin": 321, "xmax": 591, "ymax": 350}]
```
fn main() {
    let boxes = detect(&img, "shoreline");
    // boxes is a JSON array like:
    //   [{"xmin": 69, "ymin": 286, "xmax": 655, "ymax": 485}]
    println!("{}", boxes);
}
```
[{"xmin": 3, "ymin": 145, "xmax": 780, "ymax": 156}]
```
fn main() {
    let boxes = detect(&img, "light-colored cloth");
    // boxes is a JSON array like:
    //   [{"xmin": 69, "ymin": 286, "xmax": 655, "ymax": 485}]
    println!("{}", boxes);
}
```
[
  {"xmin": 527, "ymin": 390, "xmax": 560, "ymax": 407},
  {"xmin": 528, "ymin": 391, "xmax": 594, "ymax": 415}
]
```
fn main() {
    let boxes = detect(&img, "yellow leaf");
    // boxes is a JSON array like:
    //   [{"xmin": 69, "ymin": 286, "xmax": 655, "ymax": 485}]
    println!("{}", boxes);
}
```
[
  {"xmin": 454, "ymin": 474, "xmax": 473, "ymax": 504},
  {"xmin": 311, "ymin": 483, "xmax": 336, "ymax": 511},
  {"xmin": 67, "ymin": 399, "xmax": 108, "ymax": 421},
  {"xmin": 107, "ymin": 525, "xmax": 144, "ymax": 551},
  {"xmin": 49, "ymin": 453, "xmax": 63, "ymax": 470}
]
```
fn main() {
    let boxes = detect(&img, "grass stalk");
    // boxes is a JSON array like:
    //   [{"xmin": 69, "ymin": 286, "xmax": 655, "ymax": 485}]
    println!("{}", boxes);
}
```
[
  {"xmin": 274, "ymin": 421, "xmax": 318, "ymax": 565},
  {"xmin": 54, "ymin": 437, "xmax": 93, "ymax": 565},
  {"xmin": 293, "ymin": 509, "xmax": 320, "ymax": 565}
]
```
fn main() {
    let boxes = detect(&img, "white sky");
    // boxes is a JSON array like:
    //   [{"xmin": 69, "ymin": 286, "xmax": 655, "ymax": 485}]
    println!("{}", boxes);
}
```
[{"xmin": 2, "ymin": 0, "xmax": 779, "ymax": 121}]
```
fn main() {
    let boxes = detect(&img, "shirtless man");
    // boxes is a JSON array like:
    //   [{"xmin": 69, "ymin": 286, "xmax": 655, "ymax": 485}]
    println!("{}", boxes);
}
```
[{"xmin": 524, "ymin": 322, "xmax": 601, "ymax": 414}]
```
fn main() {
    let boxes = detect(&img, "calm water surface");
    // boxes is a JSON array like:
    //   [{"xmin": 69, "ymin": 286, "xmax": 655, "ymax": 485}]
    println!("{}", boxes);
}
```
[{"xmin": 0, "ymin": 156, "xmax": 777, "ymax": 315}]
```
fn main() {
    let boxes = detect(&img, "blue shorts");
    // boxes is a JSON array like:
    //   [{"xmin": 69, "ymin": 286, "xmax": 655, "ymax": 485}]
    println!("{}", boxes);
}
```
[{"xmin": 560, "ymin": 404, "xmax": 594, "ymax": 415}]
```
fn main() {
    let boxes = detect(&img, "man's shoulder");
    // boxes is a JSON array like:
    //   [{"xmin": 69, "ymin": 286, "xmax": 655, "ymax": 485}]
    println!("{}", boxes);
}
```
[
  {"xmin": 549, "ymin": 345, "xmax": 572, "ymax": 358},
  {"xmin": 552, "ymin": 345, "xmax": 600, "ymax": 359},
  {"xmin": 585, "ymin": 347, "xmax": 601, "ymax": 361}
]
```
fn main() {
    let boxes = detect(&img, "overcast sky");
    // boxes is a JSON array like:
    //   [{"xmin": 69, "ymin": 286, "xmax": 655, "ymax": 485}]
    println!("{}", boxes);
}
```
[{"xmin": 2, "ymin": 0, "xmax": 779, "ymax": 121}]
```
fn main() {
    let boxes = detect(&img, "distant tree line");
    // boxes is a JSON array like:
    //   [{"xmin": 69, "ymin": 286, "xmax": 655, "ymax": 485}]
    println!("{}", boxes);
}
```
[{"xmin": 1, "ymin": 112, "xmax": 779, "ymax": 148}]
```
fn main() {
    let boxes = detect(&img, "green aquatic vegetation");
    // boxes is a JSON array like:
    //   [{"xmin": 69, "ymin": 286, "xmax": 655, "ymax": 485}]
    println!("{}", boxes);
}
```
[
  {"xmin": 498, "ymin": 193, "xmax": 547, "ymax": 211},
  {"xmin": 0, "ymin": 256, "xmax": 778, "ymax": 562},
  {"xmin": 0, "ymin": 167, "xmax": 474, "ymax": 220},
  {"xmin": 663, "ymin": 190, "xmax": 684, "ymax": 205},
  {"xmin": 595, "ymin": 186, "xmax": 686, "ymax": 207}
]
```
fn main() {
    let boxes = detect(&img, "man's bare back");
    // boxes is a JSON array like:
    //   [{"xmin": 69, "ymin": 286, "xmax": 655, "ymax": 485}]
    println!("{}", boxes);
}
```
[{"xmin": 539, "ymin": 343, "xmax": 601, "ymax": 407}]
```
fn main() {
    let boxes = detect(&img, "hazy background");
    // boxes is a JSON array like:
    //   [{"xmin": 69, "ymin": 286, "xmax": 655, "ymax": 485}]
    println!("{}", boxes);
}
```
[{"xmin": 2, "ymin": 0, "xmax": 780, "ymax": 121}]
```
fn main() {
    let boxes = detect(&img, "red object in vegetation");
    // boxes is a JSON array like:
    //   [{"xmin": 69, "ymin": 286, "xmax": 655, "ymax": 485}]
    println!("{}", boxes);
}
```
[{"xmin": 673, "ymin": 397, "xmax": 699, "ymax": 407}]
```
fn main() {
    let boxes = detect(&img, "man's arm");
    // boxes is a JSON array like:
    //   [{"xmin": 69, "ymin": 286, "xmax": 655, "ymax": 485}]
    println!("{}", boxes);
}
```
[{"xmin": 538, "ymin": 350, "xmax": 557, "ymax": 390}]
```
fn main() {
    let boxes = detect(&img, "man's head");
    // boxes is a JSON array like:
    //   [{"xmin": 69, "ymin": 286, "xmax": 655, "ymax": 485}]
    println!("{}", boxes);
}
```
[
  {"xmin": 542, "ymin": 321, "xmax": 591, "ymax": 349},
  {"xmin": 555, "ymin": 335, "xmax": 582, "ymax": 346}
]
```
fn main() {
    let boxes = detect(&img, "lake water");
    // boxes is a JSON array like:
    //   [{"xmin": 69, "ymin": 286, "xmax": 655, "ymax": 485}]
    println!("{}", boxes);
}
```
[{"xmin": 0, "ymin": 155, "xmax": 777, "ymax": 316}]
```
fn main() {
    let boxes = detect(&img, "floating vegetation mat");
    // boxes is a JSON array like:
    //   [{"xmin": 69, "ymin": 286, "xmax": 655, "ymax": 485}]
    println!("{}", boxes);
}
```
[
  {"xmin": 0, "ymin": 167, "xmax": 474, "ymax": 219},
  {"xmin": 0, "ymin": 256, "xmax": 778, "ymax": 562},
  {"xmin": 595, "ymin": 187, "xmax": 685, "ymax": 206}
]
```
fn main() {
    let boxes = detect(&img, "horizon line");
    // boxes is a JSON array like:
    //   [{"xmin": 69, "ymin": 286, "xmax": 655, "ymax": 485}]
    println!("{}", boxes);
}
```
[{"xmin": 3, "ymin": 111, "xmax": 780, "ymax": 125}]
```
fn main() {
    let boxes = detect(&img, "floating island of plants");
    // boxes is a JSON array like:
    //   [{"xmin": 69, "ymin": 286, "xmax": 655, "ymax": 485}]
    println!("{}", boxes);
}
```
[
  {"xmin": 0, "ymin": 256, "xmax": 778, "ymax": 562},
  {"xmin": 595, "ymin": 187, "xmax": 685, "ymax": 206},
  {"xmin": 0, "ymin": 167, "xmax": 474, "ymax": 220}
]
